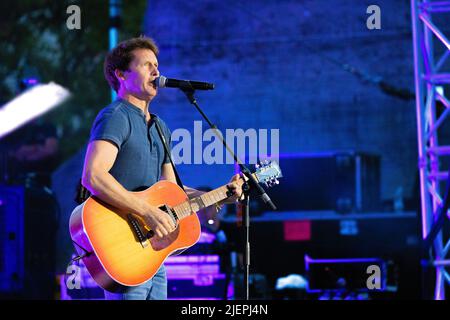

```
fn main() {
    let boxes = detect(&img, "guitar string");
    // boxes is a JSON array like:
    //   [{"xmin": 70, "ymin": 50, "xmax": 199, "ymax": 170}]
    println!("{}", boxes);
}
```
[{"xmin": 172, "ymin": 186, "xmax": 229, "ymax": 219}]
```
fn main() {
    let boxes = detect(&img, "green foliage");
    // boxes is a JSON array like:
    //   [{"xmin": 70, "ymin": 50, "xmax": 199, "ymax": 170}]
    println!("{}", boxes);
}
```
[{"xmin": 0, "ymin": 0, "xmax": 148, "ymax": 162}]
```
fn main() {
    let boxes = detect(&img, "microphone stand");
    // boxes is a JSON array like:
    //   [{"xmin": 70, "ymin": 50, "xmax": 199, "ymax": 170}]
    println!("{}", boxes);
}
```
[{"xmin": 180, "ymin": 87, "xmax": 276, "ymax": 300}]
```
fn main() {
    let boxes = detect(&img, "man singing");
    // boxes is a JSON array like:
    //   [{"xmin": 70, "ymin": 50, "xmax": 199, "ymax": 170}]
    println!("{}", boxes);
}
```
[{"xmin": 81, "ymin": 36, "xmax": 242, "ymax": 300}]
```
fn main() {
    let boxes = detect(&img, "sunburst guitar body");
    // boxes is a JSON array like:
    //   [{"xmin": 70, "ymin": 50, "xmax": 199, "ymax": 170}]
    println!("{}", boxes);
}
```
[{"xmin": 69, "ymin": 161, "xmax": 282, "ymax": 292}]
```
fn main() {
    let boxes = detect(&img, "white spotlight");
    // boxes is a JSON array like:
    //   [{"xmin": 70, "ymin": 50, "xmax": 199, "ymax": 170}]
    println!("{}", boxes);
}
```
[{"xmin": 0, "ymin": 82, "xmax": 71, "ymax": 139}]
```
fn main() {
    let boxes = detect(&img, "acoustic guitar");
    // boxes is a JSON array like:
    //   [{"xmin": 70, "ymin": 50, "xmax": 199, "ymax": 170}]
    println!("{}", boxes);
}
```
[{"xmin": 69, "ymin": 161, "xmax": 282, "ymax": 292}]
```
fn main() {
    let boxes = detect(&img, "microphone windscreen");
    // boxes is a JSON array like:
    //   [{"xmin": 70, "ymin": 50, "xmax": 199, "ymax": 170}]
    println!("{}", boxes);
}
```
[{"xmin": 155, "ymin": 76, "xmax": 167, "ymax": 88}]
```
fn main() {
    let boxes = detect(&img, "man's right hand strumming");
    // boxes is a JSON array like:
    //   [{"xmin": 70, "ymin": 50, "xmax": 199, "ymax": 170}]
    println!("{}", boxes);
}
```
[{"xmin": 140, "ymin": 204, "xmax": 177, "ymax": 239}]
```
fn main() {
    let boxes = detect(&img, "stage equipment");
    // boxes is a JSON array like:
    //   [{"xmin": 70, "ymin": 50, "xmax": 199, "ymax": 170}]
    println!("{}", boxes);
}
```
[
  {"xmin": 411, "ymin": 0, "xmax": 450, "ymax": 299},
  {"xmin": 0, "ymin": 186, "xmax": 24, "ymax": 295},
  {"xmin": 268, "ymin": 152, "xmax": 380, "ymax": 213}
]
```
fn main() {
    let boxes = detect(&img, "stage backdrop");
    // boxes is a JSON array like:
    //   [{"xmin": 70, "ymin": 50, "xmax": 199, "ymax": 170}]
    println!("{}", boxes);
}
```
[{"xmin": 51, "ymin": 0, "xmax": 444, "ymax": 271}]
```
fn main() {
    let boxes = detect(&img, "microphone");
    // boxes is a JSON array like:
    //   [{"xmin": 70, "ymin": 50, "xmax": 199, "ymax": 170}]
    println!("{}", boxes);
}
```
[{"xmin": 154, "ymin": 75, "xmax": 214, "ymax": 91}]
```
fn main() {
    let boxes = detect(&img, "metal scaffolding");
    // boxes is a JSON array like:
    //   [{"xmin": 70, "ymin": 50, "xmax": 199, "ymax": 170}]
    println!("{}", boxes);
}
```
[{"xmin": 411, "ymin": 0, "xmax": 450, "ymax": 300}]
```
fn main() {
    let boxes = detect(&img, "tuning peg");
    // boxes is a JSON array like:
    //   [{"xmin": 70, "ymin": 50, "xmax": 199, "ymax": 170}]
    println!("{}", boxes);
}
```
[
  {"xmin": 274, "ymin": 179, "xmax": 279, "ymax": 185},
  {"xmin": 255, "ymin": 163, "xmax": 260, "ymax": 168}
]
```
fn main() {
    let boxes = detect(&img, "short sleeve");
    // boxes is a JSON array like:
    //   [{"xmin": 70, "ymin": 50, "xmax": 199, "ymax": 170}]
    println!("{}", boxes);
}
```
[{"xmin": 89, "ymin": 108, "xmax": 130, "ymax": 150}]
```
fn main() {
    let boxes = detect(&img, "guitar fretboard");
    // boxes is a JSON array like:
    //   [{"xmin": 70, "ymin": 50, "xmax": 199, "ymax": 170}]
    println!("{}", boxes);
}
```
[{"xmin": 173, "ymin": 185, "xmax": 230, "ymax": 219}]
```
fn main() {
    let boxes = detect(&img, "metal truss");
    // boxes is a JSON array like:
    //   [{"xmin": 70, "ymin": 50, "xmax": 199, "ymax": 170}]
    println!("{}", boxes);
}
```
[{"xmin": 411, "ymin": 0, "xmax": 450, "ymax": 300}]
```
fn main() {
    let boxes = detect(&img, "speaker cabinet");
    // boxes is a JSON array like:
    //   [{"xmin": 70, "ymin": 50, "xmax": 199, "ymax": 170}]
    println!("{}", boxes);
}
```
[{"xmin": 0, "ymin": 185, "xmax": 24, "ymax": 295}]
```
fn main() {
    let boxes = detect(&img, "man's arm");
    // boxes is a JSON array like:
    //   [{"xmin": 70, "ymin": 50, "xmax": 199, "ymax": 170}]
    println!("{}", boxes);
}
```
[{"xmin": 82, "ymin": 140, "xmax": 176, "ymax": 238}]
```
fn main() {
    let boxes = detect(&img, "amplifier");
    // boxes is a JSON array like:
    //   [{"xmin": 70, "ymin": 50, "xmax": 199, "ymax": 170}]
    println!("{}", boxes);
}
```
[
  {"xmin": 267, "ymin": 151, "xmax": 381, "ymax": 213},
  {"xmin": 166, "ymin": 254, "xmax": 228, "ymax": 300},
  {"xmin": 305, "ymin": 255, "xmax": 389, "ymax": 293},
  {"xmin": 221, "ymin": 211, "xmax": 421, "ymax": 299}
]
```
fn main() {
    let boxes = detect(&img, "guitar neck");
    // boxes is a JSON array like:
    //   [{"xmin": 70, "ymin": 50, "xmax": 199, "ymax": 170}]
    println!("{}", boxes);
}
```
[{"xmin": 173, "ymin": 173, "xmax": 257, "ymax": 219}]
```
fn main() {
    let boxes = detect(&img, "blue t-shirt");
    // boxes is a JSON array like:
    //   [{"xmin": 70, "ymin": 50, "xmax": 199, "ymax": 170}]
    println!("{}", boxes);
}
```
[{"xmin": 89, "ymin": 98, "xmax": 171, "ymax": 191}]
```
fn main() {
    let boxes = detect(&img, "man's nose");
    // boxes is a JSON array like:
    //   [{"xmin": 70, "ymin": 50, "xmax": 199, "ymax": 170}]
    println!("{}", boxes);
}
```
[{"xmin": 150, "ymin": 66, "xmax": 159, "ymax": 77}]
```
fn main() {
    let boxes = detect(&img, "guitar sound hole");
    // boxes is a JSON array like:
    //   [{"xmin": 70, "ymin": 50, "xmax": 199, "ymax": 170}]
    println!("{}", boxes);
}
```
[{"xmin": 158, "ymin": 204, "xmax": 179, "ymax": 226}]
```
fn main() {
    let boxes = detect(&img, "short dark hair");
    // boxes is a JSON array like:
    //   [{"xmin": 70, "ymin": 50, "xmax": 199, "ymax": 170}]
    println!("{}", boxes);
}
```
[{"xmin": 104, "ymin": 36, "xmax": 159, "ymax": 92}]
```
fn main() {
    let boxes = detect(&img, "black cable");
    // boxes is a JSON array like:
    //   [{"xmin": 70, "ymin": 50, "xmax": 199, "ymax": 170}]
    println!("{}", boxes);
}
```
[{"xmin": 71, "ymin": 240, "xmax": 92, "ymax": 261}]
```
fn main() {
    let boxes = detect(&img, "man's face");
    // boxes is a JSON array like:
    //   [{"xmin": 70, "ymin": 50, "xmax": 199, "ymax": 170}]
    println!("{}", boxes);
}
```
[{"xmin": 119, "ymin": 48, "xmax": 159, "ymax": 100}]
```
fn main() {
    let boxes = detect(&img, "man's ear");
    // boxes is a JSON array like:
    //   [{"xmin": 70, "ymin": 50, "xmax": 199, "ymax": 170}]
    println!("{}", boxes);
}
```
[{"xmin": 114, "ymin": 69, "xmax": 126, "ymax": 82}]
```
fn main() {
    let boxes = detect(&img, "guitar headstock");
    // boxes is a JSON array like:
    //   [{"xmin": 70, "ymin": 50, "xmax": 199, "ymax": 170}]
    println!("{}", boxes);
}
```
[{"xmin": 254, "ymin": 160, "xmax": 283, "ymax": 188}]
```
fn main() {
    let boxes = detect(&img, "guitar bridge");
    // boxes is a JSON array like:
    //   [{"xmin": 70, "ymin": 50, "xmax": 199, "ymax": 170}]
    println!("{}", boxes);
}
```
[
  {"xmin": 127, "ymin": 214, "xmax": 150, "ymax": 248},
  {"xmin": 127, "ymin": 205, "xmax": 178, "ymax": 247}
]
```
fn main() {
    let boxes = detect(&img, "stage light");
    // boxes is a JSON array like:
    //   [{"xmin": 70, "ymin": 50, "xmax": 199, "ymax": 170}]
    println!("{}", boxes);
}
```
[{"xmin": 0, "ymin": 82, "xmax": 70, "ymax": 139}]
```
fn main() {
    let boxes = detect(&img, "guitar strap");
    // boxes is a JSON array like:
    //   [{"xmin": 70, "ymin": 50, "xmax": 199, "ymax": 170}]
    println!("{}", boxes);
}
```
[{"xmin": 154, "ymin": 117, "xmax": 186, "ymax": 192}]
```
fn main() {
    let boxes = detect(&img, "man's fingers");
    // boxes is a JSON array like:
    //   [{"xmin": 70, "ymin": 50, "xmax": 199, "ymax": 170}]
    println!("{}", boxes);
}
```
[
  {"xmin": 164, "ymin": 220, "xmax": 175, "ymax": 233},
  {"xmin": 156, "ymin": 209, "xmax": 177, "ymax": 231},
  {"xmin": 229, "ymin": 181, "xmax": 240, "ymax": 190},
  {"xmin": 156, "ymin": 230, "xmax": 164, "ymax": 238}
]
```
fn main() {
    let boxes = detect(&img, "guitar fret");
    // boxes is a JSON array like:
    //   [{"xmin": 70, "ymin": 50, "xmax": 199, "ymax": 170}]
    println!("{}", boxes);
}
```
[
  {"xmin": 198, "ymin": 194, "xmax": 206, "ymax": 209},
  {"xmin": 202, "ymin": 193, "xmax": 208, "ymax": 208},
  {"xmin": 207, "ymin": 192, "xmax": 214, "ymax": 206},
  {"xmin": 218, "ymin": 187, "xmax": 226, "ymax": 200},
  {"xmin": 173, "ymin": 206, "xmax": 180, "ymax": 218},
  {"xmin": 191, "ymin": 199, "xmax": 199, "ymax": 213},
  {"xmin": 176, "ymin": 205, "xmax": 184, "ymax": 219},
  {"xmin": 202, "ymin": 194, "xmax": 208, "ymax": 207},
  {"xmin": 213, "ymin": 192, "xmax": 219, "ymax": 204},
  {"xmin": 183, "ymin": 202, "xmax": 189, "ymax": 216},
  {"xmin": 179, "ymin": 206, "xmax": 184, "ymax": 218},
  {"xmin": 212, "ymin": 190, "xmax": 218, "ymax": 204},
  {"xmin": 208, "ymin": 193, "xmax": 214, "ymax": 207},
  {"xmin": 216, "ymin": 189, "xmax": 221, "ymax": 201},
  {"xmin": 211, "ymin": 190, "xmax": 218, "ymax": 204}
]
